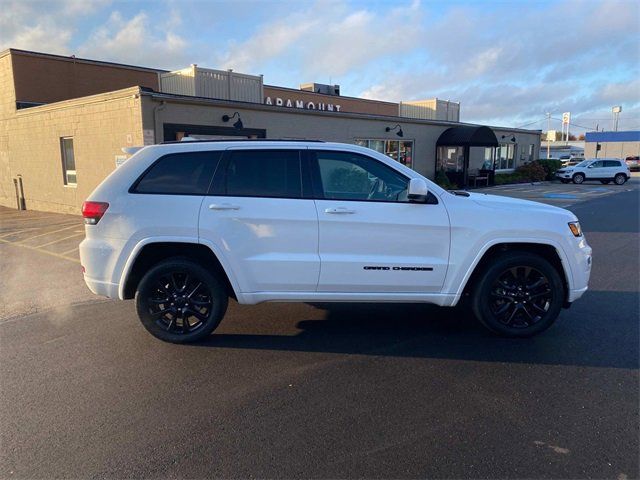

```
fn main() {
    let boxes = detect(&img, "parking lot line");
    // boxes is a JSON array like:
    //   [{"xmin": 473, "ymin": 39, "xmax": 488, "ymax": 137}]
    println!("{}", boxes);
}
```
[
  {"xmin": 60, "ymin": 246, "xmax": 79, "ymax": 256},
  {"xmin": 34, "ymin": 231, "xmax": 85, "ymax": 249},
  {"xmin": 0, "ymin": 237, "xmax": 80, "ymax": 264},
  {"xmin": 0, "ymin": 226, "xmax": 42, "ymax": 238},
  {"xmin": 16, "ymin": 224, "xmax": 80, "ymax": 243}
]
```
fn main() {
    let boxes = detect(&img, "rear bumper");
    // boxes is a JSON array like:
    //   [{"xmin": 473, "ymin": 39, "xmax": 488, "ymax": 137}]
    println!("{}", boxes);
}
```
[
  {"xmin": 79, "ymin": 236, "xmax": 126, "ymax": 300},
  {"xmin": 84, "ymin": 276, "xmax": 120, "ymax": 298}
]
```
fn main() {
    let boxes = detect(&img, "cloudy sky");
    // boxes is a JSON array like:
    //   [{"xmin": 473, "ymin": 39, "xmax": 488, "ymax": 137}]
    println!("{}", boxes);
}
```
[{"xmin": 2, "ymin": 0, "xmax": 639, "ymax": 132}]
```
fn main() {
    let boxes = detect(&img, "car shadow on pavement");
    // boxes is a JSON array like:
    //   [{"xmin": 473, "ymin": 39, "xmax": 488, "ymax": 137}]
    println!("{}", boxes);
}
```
[{"xmin": 195, "ymin": 290, "xmax": 639, "ymax": 370}]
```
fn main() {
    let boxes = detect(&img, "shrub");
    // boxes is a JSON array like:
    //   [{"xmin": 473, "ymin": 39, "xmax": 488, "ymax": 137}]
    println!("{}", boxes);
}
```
[
  {"xmin": 516, "ymin": 162, "xmax": 546, "ymax": 182},
  {"xmin": 494, "ymin": 172, "xmax": 526, "ymax": 185},
  {"xmin": 435, "ymin": 168, "xmax": 453, "ymax": 189},
  {"xmin": 535, "ymin": 159, "xmax": 563, "ymax": 180}
]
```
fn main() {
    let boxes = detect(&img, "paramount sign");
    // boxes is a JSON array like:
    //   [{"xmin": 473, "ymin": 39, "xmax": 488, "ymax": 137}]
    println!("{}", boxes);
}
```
[{"xmin": 264, "ymin": 96, "xmax": 342, "ymax": 112}]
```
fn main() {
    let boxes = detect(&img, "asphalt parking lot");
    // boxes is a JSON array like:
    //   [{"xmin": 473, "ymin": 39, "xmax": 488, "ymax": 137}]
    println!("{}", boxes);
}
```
[{"xmin": 1, "ymin": 179, "xmax": 638, "ymax": 479}]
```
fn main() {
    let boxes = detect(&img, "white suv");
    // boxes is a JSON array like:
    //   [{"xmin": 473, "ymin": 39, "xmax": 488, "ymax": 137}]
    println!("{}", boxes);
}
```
[
  {"xmin": 80, "ymin": 141, "xmax": 592, "ymax": 342},
  {"xmin": 555, "ymin": 158, "xmax": 630, "ymax": 185}
]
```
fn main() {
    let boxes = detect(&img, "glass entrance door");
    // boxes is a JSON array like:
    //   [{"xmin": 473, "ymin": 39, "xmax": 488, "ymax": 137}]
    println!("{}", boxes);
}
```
[{"xmin": 437, "ymin": 145, "xmax": 466, "ymax": 187}]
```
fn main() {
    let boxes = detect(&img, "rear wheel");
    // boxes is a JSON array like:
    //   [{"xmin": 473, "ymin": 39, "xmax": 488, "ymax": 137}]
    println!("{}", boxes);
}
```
[
  {"xmin": 600, "ymin": 180, "xmax": 610, "ymax": 184},
  {"xmin": 471, "ymin": 252, "xmax": 564, "ymax": 337},
  {"xmin": 572, "ymin": 173, "xmax": 585, "ymax": 184},
  {"xmin": 614, "ymin": 173, "xmax": 627, "ymax": 185},
  {"xmin": 135, "ymin": 258, "xmax": 228, "ymax": 343}
]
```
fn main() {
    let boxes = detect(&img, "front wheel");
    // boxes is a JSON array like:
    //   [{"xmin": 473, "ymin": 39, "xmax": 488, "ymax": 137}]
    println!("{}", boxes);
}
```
[
  {"xmin": 471, "ymin": 252, "xmax": 564, "ymax": 337},
  {"xmin": 572, "ymin": 173, "xmax": 585, "ymax": 184},
  {"xmin": 135, "ymin": 258, "xmax": 228, "ymax": 343},
  {"xmin": 614, "ymin": 173, "xmax": 627, "ymax": 185}
]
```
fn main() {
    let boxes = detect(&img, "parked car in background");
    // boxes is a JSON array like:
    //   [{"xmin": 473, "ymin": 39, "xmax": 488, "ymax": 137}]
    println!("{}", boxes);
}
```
[
  {"xmin": 562, "ymin": 159, "xmax": 582, "ymax": 168},
  {"xmin": 555, "ymin": 158, "xmax": 630, "ymax": 185},
  {"xmin": 625, "ymin": 156, "xmax": 639, "ymax": 172}
]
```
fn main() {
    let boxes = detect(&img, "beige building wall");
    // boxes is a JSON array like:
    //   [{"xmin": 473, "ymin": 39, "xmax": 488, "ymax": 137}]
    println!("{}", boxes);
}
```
[
  {"xmin": 1, "ymin": 52, "xmax": 17, "ymax": 207},
  {"xmin": 0, "ymin": 87, "xmax": 144, "ymax": 214}
]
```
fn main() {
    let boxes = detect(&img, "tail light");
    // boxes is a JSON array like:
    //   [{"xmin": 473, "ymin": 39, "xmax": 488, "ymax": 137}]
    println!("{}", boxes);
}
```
[{"xmin": 82, "ymin": 201, "xmax": 109, "ymax": 225}]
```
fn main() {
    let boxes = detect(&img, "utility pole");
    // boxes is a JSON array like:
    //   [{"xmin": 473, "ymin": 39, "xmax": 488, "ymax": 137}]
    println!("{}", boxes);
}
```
[{"xmin": 546, "ymin": 112, "xmax": 551, "ymax": 159}]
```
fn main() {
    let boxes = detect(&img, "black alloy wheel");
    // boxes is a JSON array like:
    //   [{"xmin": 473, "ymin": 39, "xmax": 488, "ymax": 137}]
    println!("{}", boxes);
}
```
[
  {"xmin": 148, "ymin": 272, "xmax": 212, "ymax": 333},
  {"xmin": 135, "ymin": 258, "xmax": 228, "ymax": 343},
  {"xmin": 488, "ymin": 266, "xmax": 551, "ymax": 329},
  {"xmin": 471, "ymin": 251, "xmax": 563, "ymax": 337}
]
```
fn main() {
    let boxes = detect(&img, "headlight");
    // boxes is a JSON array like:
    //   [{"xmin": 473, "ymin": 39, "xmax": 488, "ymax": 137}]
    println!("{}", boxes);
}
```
[
  {"xmin": 565, "ymin": 169, "xmax": 573, "ymax": 173},
  {"xmin": 568, "ymin": 221, "xmax": 582, "ymax": 237}
]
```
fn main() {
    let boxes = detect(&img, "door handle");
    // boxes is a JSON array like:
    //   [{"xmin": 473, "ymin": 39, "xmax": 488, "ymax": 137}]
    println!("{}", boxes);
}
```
[
  {"xmin": 324, "ymin": 207, "xmax": 355, "ymax": 214},
  {"xmin": 209, "ymin": 203, "xmax": 240, "ymax": 210}
]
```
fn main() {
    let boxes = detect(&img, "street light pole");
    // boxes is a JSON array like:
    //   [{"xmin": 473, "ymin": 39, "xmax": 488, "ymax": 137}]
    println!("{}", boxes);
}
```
[{"xmin": 546, "ymin": 112, "xmax": 551, "ymax": 159}]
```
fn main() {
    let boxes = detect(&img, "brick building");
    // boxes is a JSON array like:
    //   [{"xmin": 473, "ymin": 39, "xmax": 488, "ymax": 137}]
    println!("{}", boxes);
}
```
[{"xmin": 1, "ymin": 48, "xmax": 541, "ymax": 214}]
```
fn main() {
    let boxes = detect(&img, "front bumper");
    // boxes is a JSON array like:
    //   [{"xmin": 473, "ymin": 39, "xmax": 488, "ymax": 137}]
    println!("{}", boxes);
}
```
[
  {"xmin": 555, "ymin": 172, "xmax": 573, "ymax": 179},
  {"xmin": 566, "ymin": 238, "xmax": 592, "ymax": 303}
]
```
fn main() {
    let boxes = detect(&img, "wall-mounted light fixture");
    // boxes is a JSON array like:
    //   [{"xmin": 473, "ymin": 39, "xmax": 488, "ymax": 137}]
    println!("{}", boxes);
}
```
[
  {"xmin": 385, "ymin": 124, "xmax": 404, "ymax": 137},
  {"xmin": 501, "ymin": 134, "xmax": 516, "ymax": 142},
  {"xmin": 222, "ymin": 112, "xmax": 243, "ymax": 129}
]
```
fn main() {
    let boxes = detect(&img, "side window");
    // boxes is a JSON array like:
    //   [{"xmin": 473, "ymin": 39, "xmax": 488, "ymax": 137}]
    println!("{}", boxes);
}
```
[
  {"xmin": 133, "ymin": 151, "xmax": 221, "ymax": 194},
  {"xmin": 589, "ymin": 161, "xmax": 603, "ymax": 168},
  {"xmin": 60, "ymin": 137, "xmax": 77, "ymax": 186},
  {"xmin": 312, "ymin": 150, "xmax": 409, "ymax": 202},
  {"xmin": 224, "ymin": 150, "xmax": 301, "ymax": 198},
  {"xmin": 604, "ymin": 160, "xmax": 620, "ymax": 167}
]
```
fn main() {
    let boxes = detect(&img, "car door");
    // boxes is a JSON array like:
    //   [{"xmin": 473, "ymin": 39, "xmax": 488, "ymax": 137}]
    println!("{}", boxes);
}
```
[
  {"xmin": 310, "ymin": 149, "xmax": 450, "ymax": 293},
  {"xmin": 586, "ymin": 160, "xmax": 604, "ymax": 179},
  {"xmin": 198, "ymin": 148, "xmax": 320, "ymax": 293},
  {"xmin": 604, "ymin": 160, "xmax": 621, "ymax": 178}
]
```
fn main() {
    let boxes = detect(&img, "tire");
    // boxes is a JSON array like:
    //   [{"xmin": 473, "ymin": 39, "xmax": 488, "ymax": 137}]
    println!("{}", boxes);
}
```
[
  {"xmin": 135, "ymin": 258, "xmax": 228, "ymax": 343},
  {"xmin": 614, "ymin": 173, "xmax": 627, "ymax": 185},
  {"xmin": 600, "ymin": 180, "xmax": 610, "ymax": 184},
  {"xmin": 471, "ymin": 251, "xmax": 564, "ymax": 337},
  {"xmin": 572, "ymin": 173, "xmax": 585, "ymax": 184}
]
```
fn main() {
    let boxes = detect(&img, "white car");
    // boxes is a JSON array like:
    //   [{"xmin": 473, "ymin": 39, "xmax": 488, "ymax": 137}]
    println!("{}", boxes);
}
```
[
  {"xmin": 80, "ymin": 141, "xmax": 592, "ymax": 342},
  {"xmin": 555, "ymin": 158, "xmax": 630, "ymax": 185}
]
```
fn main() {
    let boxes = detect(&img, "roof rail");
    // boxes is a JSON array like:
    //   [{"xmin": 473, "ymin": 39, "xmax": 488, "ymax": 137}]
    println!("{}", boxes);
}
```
[{"xmin": 161, "ymin": 138, "xmax": 327, "ymax": 145}]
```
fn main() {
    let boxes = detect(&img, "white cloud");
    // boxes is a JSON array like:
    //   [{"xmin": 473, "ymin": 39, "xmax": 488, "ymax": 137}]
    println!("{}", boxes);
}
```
[
  {"xmin": 215, "ymin": 0, "xmax": 424, "ymax": 80},
  {"xmin": 78, "ymin": 11, "xmax": 190, "ymax": 69}
]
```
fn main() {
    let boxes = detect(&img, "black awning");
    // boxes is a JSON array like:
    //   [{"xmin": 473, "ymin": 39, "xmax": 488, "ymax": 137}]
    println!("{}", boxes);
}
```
[{"xmin": 436, "ymin": 125, "xmax": 499, "ymax": 147}]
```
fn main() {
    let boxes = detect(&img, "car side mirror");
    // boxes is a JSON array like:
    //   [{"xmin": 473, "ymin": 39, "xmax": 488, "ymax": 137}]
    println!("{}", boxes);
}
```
[{"xmin": 408, "ymin": 178, "xmax": 429, "ymax": 201}]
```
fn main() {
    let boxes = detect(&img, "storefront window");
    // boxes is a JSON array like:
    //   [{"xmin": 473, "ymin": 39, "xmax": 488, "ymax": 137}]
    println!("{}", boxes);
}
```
[
  {"xmin": 399, "ymin": 141, "xmax": 413, "ymax": 167},
  {"xmin": 355, "ymin": 139, "xmax": 414, "ymax": 168},
  {"xmin": 496, "ymin": 143, "xmax": 516, "ymax": 170},
  {"xmin": 482, "ymin": 147, "xmax": 494, "ymax": 170}
]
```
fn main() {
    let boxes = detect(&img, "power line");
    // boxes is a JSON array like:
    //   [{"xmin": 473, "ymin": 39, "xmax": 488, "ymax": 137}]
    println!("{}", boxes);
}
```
[
  {"xmin": 514, "ymin": 118, "xmax": 546, "ymax": 129},
  {"xmin": 550, "ymin": 117, "xmax": 597, "ymax": 131}
]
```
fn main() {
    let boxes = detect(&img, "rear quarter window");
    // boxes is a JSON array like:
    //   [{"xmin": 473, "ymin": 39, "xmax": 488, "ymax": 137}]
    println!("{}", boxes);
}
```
[{"xmin": 132, "ymin": 151, "xmax": 222, "ymax": 195}]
